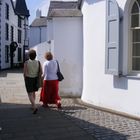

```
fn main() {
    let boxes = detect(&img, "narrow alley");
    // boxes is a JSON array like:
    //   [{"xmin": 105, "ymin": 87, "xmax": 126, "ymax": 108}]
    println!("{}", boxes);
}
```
[{"xmin": 0, "ymin": 69, "xmax": 140, "ymax": 140}]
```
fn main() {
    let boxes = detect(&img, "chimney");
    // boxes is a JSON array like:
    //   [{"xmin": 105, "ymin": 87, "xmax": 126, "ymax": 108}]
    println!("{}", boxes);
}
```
[{"xmin": 36, "ymin": 9, "xmax": 42, "ymax": 18}]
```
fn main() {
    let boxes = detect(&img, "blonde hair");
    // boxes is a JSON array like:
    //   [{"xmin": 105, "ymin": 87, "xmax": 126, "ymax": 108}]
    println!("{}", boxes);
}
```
[{"xmin": 45, "ymin": 52, "xmax": 53, "ymax": 60}]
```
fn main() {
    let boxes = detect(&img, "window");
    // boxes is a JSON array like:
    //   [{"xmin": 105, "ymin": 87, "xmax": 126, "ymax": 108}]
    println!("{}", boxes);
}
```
[
  {"xmin": 18, "ymin": 48, "xmax": 22, "ymax": 61},
  {"xmin": 5, "ymin": 3, "xmax": 9, "ymax": 20},
  {"xmin": 18, "ymin": 16, "xmax": 22, "ymax": 28},
  {"xmin": 11, "ymin": 26, "xmax": 14, "ymax": 42},
  {"xmin": 18, "ymin": 29, "xmax": 22, "ymax": 43},
  {"xmin": 5, "ymin": 23, "xmax": 9, "ymax": 40},
  {"xmin": 5, "ymin": 45, "xmax": 9, "ymax": 63},
  {"xmin": 131, "ymin": 0, "xmax": 140, "ymax": 71}
]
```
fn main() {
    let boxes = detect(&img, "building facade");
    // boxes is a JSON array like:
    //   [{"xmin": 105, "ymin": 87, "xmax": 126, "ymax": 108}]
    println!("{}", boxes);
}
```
[
  {"xmin": 29, "ymin": 0, "xmax": 140, "ymax": 118},
  {"xmin": 29, "ymin": 10, "xmax": 47, "ymax": 48},
  {"xmin": 79, "ymin": 0, "xmax": 140, "ymax": 118},
  {"xmin": 47, "ymin": 1, "xmax": 83, "ymax": 97},
  {"xmin": 0, "ymin": 0, "xmax": 29, "ymax": 69}
]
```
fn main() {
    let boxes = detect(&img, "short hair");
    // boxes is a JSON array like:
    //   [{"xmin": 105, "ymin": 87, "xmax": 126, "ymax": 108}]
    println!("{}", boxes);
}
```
[
  {"xmin": 29, "ymin": 49, "xmax": 36, "ymax": 60},
  {"xmin": 45, "ymin": 52, "xmax": 53, "ymax": 60}
]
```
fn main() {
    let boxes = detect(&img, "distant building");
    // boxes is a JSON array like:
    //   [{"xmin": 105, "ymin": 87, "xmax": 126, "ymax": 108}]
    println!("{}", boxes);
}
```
[
  {"xmin": 0, "ymin": 0, "xmax": 29, "ymax": 69},
  {"xmin": 29, "ymin": 10, "xmax": 47, "ymax": 48}
]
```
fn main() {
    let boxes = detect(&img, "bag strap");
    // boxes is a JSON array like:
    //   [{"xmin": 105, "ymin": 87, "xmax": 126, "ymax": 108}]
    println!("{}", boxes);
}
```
[
  {"xmin": 56, "ymin": 60, "xmax": 60, "ymax": 72},
  {"xmin": 38, "ymin": 61, "xmax": 41, "ymax": 74}
]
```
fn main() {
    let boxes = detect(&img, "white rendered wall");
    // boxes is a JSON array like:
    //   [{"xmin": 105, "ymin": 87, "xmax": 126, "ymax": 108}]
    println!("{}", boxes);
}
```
[
  {"xmin": 81, "ymin": 0, "xmax": 140, "ymax": 118},
  {"xmin": 47, "ymin": 19, "xmax": 53, "ymax": 42},
  {"xmin": 33, "ymin": 41, "xmax": 50, "ymax": 66},
  {"xmin": 29, "ymin": 26, "xmax": 47, "ymax": 48},
  {"xmin": 52, "ymin": 17, "xmax": 83, "ymax": 97}
]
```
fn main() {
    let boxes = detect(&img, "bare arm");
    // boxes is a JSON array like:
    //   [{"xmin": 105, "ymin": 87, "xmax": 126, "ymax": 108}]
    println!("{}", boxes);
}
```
[
  {"xmin": 23, "ymin": 62, "xmax": 28, "ymax": 77},
  {"xmin": 38, "ymin": 61, "xmax": 43, "ymax": 76}
]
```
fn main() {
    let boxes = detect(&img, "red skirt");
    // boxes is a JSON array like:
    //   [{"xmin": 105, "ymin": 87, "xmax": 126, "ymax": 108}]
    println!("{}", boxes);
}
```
[{"xmin": 40, "ymin": 80, "xmax": 61, "ymax": 105}]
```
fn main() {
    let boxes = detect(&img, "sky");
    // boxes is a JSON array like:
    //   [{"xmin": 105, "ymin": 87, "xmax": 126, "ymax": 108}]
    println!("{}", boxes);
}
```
[
  {"xmin": 25, "ymin": 0, "xmax": 77, "ymax": 25},
  {"xmin": 25, "ymin": 0, "xmax": 50, "ymax": 24}
]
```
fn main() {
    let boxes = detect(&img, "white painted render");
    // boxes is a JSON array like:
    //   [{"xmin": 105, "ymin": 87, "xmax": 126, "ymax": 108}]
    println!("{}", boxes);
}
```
[
  {"xmin": 47, "ymin": 19, "xmax": 53, "ymax": 42},
  {"xmin": 81, "ymin": 0, "xmax": 140, "ymax": 117},
  {"xmin": 29, "ymin": 26, "xmax": 47, "ymax": 48},
  {"xmin": 33, "ymin": 41, "xmax": 51, "ymax": 66},
  {"xmin": 48, "ymin": 17, "xmax": 83, "ymax": 97}
]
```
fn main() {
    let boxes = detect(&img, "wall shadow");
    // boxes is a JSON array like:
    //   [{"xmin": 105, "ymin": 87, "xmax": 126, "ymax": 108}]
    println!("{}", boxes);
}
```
[
  {"xmin": 113, "ymin": 76, "xmax": 128, "ymax": 90},
  {"xmin": 0, "ymin": 68, "xmax": 23, "ymax": 77},
  {"xmin": 85, "ymin": 0, "xmax": 104, "ymax": 5},
  {"xmin": 59, "ymin": 105, "xmax": 129, "ymax": 140},
  {"xmin": 0, "ymin": 102, "xmax": 130, "ymax": 140}
]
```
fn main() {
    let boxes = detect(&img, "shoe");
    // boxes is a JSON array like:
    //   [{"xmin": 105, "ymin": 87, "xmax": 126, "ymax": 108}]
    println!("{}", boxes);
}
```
[
  {"xmin": 42, "ymin": 104, "xmax": 49, "ymax": 108},
  {"xmin": 33, "ymin": 108, "xmax": 38, "ymax": 114},
  {"xmin": 57, "ymin": 103, "xmax": 62, "ymax": 109}
]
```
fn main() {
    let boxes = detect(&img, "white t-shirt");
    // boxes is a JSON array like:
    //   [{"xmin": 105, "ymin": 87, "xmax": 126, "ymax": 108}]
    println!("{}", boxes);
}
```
[{"xmin": 42, "ymin": 60, "xmax": 58, "ymax": 80}]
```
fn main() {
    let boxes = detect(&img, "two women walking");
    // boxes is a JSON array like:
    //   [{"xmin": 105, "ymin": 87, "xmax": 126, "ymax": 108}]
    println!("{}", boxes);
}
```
[{"xmin": 23, "ymin": 49, "xmax": 62, "ymax": 114}]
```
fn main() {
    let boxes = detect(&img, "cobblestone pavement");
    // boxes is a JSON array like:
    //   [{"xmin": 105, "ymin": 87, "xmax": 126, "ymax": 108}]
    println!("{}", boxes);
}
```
[
  {"xmin": 0, "ymin": 68, "xmax": 140, "ymax": 140},
  {"xmin": 59, "ymin": 99, "xmax": 140, "ymax": 140}
]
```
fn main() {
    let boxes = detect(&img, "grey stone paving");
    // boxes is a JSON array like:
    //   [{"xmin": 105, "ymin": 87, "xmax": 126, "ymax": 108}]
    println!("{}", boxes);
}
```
[
  {"xmin": 0, "ymin": 68, "xmax": 140, "ymax": 140},
  {"xmin": 59, "ymin": 99, "xmax": 140, "ymax": 140},
  {"xmin": 0, "ymin": 106, "xmax": 95, "ymax": 140}
]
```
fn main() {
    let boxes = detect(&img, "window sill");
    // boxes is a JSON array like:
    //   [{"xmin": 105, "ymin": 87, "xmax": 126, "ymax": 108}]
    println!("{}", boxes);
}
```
[{"xmin": 120, "ymin": 74, "xmax": 140, "ymax": 80}]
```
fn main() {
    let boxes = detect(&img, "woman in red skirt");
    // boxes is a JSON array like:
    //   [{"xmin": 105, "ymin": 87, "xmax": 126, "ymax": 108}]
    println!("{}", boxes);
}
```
[{"xmin": 40, "ymin": 52, "xmax": 61, "ymax": 109}]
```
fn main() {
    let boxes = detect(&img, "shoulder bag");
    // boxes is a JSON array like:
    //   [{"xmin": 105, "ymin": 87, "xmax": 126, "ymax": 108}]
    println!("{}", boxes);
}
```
[{"xmin": 56, "ymin": 60, "xmax": 64, "ymax": 81}]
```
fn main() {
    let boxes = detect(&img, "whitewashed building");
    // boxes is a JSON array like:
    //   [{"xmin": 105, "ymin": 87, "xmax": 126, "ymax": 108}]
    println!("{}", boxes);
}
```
[
  {"xmin": 29, "ymin": 10, "xmax": 47, "ymax": 48},
  {"xmin": 35, "ymin": 0, "xmax": 140, "ymax": 118},
  {"xmin": 78, "ymin": 0, "xmax": 140, "ymax": 118},
  {"xmin": 47, "ymin": 1, "xmax": 83, "ymax": 97},
  {"xmin": 0, "ymin": 0, "xmax": 29, "ymax": 69}
]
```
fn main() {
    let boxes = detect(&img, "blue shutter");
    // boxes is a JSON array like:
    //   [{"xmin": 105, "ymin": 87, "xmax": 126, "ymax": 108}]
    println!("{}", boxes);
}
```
[{"xmin": 105, "ymin": 0, "xmax": 120, "ymax": 75}]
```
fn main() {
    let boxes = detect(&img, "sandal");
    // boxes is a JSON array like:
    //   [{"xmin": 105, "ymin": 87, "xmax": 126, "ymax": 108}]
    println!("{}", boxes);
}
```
[
  {"xmin": 42, "ymin": 104, "xmax": 49, "ymax": 108},
  {"xmin": 33, "ymin": 108, "xmax": 38, "ymax": 114}
]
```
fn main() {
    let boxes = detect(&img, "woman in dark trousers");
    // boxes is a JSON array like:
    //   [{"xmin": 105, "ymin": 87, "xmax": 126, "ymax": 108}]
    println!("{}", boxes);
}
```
[
  {"xmin": 23, "ymin": 49, "xmax": 42, "ymax": 114},
  {"xmin": 40, "ymin": 52, "xmax": 61, "ymax": 109}
]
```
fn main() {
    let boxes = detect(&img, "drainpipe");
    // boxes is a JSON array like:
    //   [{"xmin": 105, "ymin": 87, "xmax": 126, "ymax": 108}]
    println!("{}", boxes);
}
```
[
  {"xmin": 39, "ymin": 27, "xmax": 41, "ymax": 43},
  {"xmin": 0, "ymin": 1, "xmax": 2, "ymax": 70},
  {"xmin": 23, "ymin": 17, "xmax": 29, "ymax": 63}
]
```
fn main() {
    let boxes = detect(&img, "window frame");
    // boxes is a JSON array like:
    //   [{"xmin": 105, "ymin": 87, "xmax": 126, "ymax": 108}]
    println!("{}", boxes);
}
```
[
  {"xmin": 11, "ymin": 26, "xmax": 14, "ymax": 42},
  {"xmin": 129, "ymin": 0, "xmax": 140, "ymax": 73},
  {"xmin": 18, "ymin": 16, "xmax": 22, "ymax": 28},
  {"xmin": 5, "ymin": 3, "xmax": 9, "ymax": 20},
  {"xmin": 18, "ymin": 29, "xmax": 22, "ymax": 43},
  {"xmin": 122, "ymin": 0, "xmax": 140, "ymax": 76},
  {"xmin": 5, "ymin": 23, "xmax": 9, "ymax": 41}
]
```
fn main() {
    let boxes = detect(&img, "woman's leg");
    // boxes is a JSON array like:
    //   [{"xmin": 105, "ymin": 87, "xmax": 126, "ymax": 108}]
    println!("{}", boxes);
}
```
[
  {"xmin": 28, "ymin": 92, "xmax": 38, "ymax": 113},
  {"xmin": 40, "ymin": 81, "xmax": 48, "ymax": 107},
  {"xmin": 53, "ymin": 80, "xmax": 61, "ymax": 109},
  {"xmin": 33, "ymin": 92, "xmax": 35, "ymax": 100}
]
